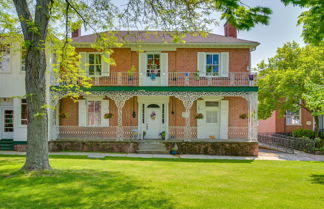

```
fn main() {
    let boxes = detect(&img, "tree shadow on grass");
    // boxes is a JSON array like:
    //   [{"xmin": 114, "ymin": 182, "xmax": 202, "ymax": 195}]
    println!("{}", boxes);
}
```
[
  {"xmin": 0, "ymin": 169, "xmax": 174, "ymax": 209},
  {"xmin": 310, "ymin": 174, "xmax": 324, "ymax": 185}
]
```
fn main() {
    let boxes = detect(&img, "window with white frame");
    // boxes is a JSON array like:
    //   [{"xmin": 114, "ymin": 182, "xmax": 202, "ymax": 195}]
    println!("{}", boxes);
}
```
[
  {"xmin": 146, "ymin": 53, "xmax": 160, "ymax": 77},
  {"xmin": 87, "ymin": 101, "xmax": 101, "ymax": 126},
  {"xmin": 205, "ymin": 53, "xmax": 220, "ymax": 76},
  {"xmin": 286, "ymin": 110, "xmax": 301, "ymax": 125},
  {"xmin": 0, "ymin": 46, "xmax": 10, "ymax": 73},
  {"xmin": 21, "ymin": 99, "xmax": 28, "ymax": 125},
  {"xmin": 88, "ymin": 53, "xmax": 102, "ymax": 76}
]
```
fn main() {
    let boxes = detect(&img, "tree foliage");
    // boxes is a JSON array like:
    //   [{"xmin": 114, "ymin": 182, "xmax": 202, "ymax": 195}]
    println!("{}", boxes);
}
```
[
  {"xmin": 257, "ymin": 42, "xmax": 324, "ymax": 135},
  {"xmin": 282, "ymin": 0, "xmax": 324, "ymax": 45}
]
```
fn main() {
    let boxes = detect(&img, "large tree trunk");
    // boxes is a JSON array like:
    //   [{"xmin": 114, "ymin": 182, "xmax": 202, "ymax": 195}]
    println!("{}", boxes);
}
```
[
  {"xmin": 13, "ymin": 0, "xmax": 53, "ymax": 170},
  {"xmin": 23, "ymin": 46, "xmax": 51, "ymax": 170}
]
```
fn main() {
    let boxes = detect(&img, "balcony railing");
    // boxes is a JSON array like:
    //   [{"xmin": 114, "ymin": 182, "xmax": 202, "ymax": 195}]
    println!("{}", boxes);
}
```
[
  {"xmin": 82, "ymin": 72, "xmax": 255, "ymax": 87},
  {"xmin": 56, "ymin": 126, "xmax": 249, "ymax": 140}
]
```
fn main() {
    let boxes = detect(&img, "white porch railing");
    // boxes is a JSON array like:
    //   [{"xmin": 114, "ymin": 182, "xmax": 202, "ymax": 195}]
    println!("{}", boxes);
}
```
[
  {"xmin": 78, "ymin": 72, "xmax": 255, "ymax": 87},
  {"xmin": 56, "ymin": 126, "xmax": 248, "ymax": 140}
]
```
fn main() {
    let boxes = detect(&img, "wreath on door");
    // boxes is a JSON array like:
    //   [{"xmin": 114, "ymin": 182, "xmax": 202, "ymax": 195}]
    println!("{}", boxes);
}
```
[{"xmin": 150, "ymin": 111, "xmax": 157, "ymax": 120}]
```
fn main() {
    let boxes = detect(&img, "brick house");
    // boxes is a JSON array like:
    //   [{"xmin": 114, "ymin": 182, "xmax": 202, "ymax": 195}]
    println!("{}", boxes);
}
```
[
  {"xmin": 0, "ymin": 23, "xmax": 260, "ymax": 155},
  {"xmin": 258, "ymin": 109, "xmax": 323, "ymax": 134}
]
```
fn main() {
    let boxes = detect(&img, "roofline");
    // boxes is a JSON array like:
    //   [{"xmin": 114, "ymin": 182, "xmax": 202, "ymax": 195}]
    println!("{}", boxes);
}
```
[{"xmin": 72, "ymin": 41, "xmax": 260, "ymax": 49}]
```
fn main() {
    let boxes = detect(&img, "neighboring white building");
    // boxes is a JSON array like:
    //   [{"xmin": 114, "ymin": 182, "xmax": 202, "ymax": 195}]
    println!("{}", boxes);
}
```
[{"xmin": 0, "ymin": 42, "xmax": 52, "ymax": 145}]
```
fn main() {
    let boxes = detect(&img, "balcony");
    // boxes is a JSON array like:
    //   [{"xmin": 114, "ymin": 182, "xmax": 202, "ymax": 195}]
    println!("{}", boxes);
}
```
[{"xmin": 84, "ymin": 72, "xmax": 256, "ymax": 87}]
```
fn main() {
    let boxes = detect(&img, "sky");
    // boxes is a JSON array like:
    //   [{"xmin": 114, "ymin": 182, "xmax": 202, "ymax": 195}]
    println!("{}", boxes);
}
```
[
  {"xmin": 210, "ymin": 0, "xmax": 305, "ymax": 68},
  {"xmin": 88, "ymin": 0, "xmax": 305, "ymax": 68}
]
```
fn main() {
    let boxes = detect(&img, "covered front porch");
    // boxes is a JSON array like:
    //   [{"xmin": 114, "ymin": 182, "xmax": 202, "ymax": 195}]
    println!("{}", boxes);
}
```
[{"xmin": 50, "ymin": 87, "xmax": 258, "ymax": 143}]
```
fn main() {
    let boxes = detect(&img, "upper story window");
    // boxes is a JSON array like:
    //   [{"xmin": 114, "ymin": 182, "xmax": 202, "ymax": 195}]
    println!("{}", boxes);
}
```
[
  {"xmin": 87, "ymin": 101, "xmax": 101, "ymax": 126},
  {"xmin": 88, "ymin": 53, "xmax": 102, "ymax": 76},
  {"xmin": 21, "ymin": 99, "xmax": 28, "ymax": 125},
  {"xmin": 197, "ymin": 52, "xmax": 229, "ymax": 77},
  {"xmin": 0, "ymin": 45, "xmax": 10, "ymax": 73},
  {"xmin": 21, "ymin": 48, "xmax": 26, "ymax": 72},
  {"xmin": 205, "ymin": 53, "xmax": 220, "ymax": 76},
  {"xmin": 146, "ymin": 54, "xmax": 161, "ymax": 78},
  {"xmin": 79, "ymin": 52, "xmax": 109, "ymax": 77},
  {"xmin": 286, "ymin": 110, "xmax": 301, "ymax": 125}
]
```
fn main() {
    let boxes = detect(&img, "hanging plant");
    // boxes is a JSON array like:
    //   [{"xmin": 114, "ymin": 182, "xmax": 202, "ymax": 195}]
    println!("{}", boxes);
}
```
[
  {"xmin": 239, "ymin": 113, "xmax": 248, "ymax": 119},
  {"xmin": 150, "ymin": 111, "xmax": 157, "ymax": 120},
  {"xmin": 59, "ymin": 113, "xmax": 70, "ymax": 119},
  {"xmin": 104, "ymin": 113, "xmax": 113, "ymax": 119},
  {"xmin": 195, "ymin": 113, "xmax": 204, "ymax": 119}
]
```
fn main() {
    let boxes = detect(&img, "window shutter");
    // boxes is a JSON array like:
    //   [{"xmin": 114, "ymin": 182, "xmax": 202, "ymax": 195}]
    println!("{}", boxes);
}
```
[
  {"xmin": 78, "ymin": 100, "xmax": 87, "ymax": 126},
  {"xmin": 160, "ymin": 53, "xmax": 168, "ymax": 86},
  {"xmin": 79, "ymin": 52, "xmax": 87, "ymax": 76},
  {"xmin": 102, "ymin": 53, "xmax": 110, "ymax": 76},
  {"xmin": 139, "ymin": 53, "xmax": 146, "ymax": 85},
  {"xmin": 197, "ymin": 52, "xmax": 205, "ymax": 75},
  {"xmin": 220, "ymin": 52, "xmax": 229, "ymax": 77},
  {"xmin": 220, "ymin": 100, "xmax": 229, "ymax": 139},
  {"xmin": 101, "ymin": 100, "xmax": 109, "ymax": 126}
]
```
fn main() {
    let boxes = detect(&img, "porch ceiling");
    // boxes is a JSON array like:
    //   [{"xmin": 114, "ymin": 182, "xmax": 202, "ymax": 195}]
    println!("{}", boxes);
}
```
[{"xmin": 78, "ymin": 86, "xmax": 258, "ymax": 92}]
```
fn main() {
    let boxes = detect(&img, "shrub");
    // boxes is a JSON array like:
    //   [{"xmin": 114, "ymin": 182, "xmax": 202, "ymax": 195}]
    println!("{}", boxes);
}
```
[
  {"xmin": 314, "ymin": 137, "xmax": 324, "ymax": 148},
  {"xmin": 292, "ymin": 128, "xmax": 314, "ymax": 139}
]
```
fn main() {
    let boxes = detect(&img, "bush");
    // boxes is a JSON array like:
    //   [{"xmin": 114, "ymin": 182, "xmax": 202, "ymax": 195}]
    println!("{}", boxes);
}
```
[
  {"xmin": 314, "ymin": 137, "xmax": 324, "ymax": 148},
  {"xmin": 292, "ymin": 128, "xmax": 315, "ymax": 139}
]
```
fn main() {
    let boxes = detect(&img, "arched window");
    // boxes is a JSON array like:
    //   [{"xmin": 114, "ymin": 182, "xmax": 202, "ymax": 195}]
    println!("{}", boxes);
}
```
[{"xmin": 147, "ymin": 104, "xmax": 160, "ymax": 108}]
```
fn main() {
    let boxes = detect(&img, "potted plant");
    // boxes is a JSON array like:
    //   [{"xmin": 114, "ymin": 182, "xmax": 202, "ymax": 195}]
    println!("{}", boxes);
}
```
[
  {"xmin": 159, "ymin": 131, "xmax": 166, "ymax": 140},
  {"xmin": 59, "ymin": 112, "xmax": 70, "ymax": 119},
  {"xmin": 195, "ymin": 113, "xmax": 204, "ymax": 119},
  {"xmin": 170, "ymin": 143, "xmax": 178, "ymax": 155},
  {"xmin": 171, "ymin": 70, "xmax": 177, "ymax": 81},
  {"xmin": 194, "ymin": 71, "xmax": 200, "ymax": 80},
  {"xmin": 127, "ymin": 65, "xmax": 136, "ymax": 81},
  {"xmin": 104, "ymin": 113, "xmax": 113, "ymax": 119},
  {"xmin": 239, "ymin": 114, "xmax": 248, "ymax": 119}
]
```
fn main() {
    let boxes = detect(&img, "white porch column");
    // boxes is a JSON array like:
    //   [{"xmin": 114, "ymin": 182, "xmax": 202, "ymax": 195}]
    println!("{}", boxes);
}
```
[
  {"xmin": 109, "ymin": 94, "xmax": 133, "ymax": 141},
  {"xmin": 246, "ymin": 92, "xmax": 258, "ymax": 141},
  {"xmin": 175, "ymin": 94, "xmax": 201, "ymax": 141},
  {"xmin": 48, "ymin": 94, "xmax": 60, "ymax": 140}
]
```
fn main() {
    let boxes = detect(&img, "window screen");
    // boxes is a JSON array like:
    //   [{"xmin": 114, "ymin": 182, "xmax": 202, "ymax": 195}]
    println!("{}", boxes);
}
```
[{"xmin": 206, "ymin": 110, "xmax": 218, "ymax": 123}]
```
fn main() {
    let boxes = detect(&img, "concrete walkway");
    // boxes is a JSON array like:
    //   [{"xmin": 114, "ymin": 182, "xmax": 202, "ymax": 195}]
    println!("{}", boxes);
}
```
[{"xmin": 0, "ymin": 149, "xmax": 323, "ymax": 161}]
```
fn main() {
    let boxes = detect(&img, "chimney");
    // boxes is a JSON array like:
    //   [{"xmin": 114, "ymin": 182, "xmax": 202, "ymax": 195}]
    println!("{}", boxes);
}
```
[
  {"xmin": 72, "ymin": 28, "xmax": 81, "ymax": 38},
  {"xmin": 224, "ymin": 21, "xmax": 237, "ymax": 38}
]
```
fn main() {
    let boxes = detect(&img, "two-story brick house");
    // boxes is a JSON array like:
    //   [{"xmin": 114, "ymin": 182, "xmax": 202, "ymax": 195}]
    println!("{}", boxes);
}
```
[
  {"xmin": 48, "ymin": 23, "xmax": 259, "ymax": 155},
  {"xmin": 0, "ymin": 23, "xmax": 259, "ymax": 155}
]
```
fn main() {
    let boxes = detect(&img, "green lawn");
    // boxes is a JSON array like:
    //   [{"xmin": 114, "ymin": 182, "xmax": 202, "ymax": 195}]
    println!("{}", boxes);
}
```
[{"xmin": 0, "ymin": 156, "xmax": 323, "ymax": 209}]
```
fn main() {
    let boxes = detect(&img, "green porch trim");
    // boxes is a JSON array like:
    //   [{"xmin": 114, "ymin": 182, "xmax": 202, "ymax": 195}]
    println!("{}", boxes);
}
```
[
  {"xmin": 79, "ymin": 86, "xmax": 258, "ymax": 92},
  {"xmin": 13, "ymin": 141, "xmax": 27, "ymax": 145}
]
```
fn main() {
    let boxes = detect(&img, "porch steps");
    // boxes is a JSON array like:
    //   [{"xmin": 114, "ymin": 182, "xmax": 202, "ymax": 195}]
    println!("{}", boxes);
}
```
[
  {"xmin": 137, "ymin": 141, "xmax": 169, "ymax": 154},
  {"xmin": 0, "ymin": 139, "xmax": 14, "ymax": 151}
]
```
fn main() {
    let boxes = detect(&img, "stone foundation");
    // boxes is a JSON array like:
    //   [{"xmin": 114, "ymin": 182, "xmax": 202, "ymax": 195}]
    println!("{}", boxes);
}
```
[
  {"xmin": 164, "ymin": 141, "xmax": 258, "ymax": 156},
  {"xmin": 49, "ymin": 141, "xmax": 139, "ymax": 153},
  {"xmin": 49, "ymin": 140, "xmax": 258, "ymax": 156}
]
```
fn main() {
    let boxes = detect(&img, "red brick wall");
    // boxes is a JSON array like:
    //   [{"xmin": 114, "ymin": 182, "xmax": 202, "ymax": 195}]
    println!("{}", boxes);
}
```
[
  {"xmin": 258, "ymin": 109, "xmax": 314, "ymax": 133},
  {"xmin": 59, "ymin": 98, "xmax": 79, "ymax": 126},
  {"xmin": 76, "ymin": 48, "xmax": 250, "ymax": 73}
]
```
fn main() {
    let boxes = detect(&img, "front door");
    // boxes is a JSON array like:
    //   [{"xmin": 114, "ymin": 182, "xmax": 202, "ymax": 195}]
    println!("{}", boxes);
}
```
[
  {"xmin": 145, "ymin": 104, "xmax": 163, "ymax": 139},
  {"xmin": 197, "ymin": 101, "xmax": 220, "ymax": 139},
  {"xmin": 1, "ymin": 108, "xmax": 14, "ymax": 139}
]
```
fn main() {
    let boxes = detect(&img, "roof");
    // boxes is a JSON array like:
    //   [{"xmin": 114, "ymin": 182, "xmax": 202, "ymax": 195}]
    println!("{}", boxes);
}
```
[{"xmin": 72, "ymin": 31, "xmax": 259, "ymax": 46}]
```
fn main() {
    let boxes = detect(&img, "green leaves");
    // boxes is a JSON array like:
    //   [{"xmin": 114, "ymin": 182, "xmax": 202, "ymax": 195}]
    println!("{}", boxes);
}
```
[{"xmin": 257, "ymin": 43, "xmax": 324, "ymax": 120}]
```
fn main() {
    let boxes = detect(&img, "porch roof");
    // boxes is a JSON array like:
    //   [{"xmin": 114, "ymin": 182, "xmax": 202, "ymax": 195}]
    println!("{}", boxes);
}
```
[{"xmin": 79, "ymin": 86, "xmax": 258, "ymax": 92}]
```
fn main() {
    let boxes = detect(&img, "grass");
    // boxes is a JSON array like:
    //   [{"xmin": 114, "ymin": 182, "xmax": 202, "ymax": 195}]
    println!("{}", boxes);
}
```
[{"xmin": 0, "ymin": 155, "xmax": 323, "ymax": 209}]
